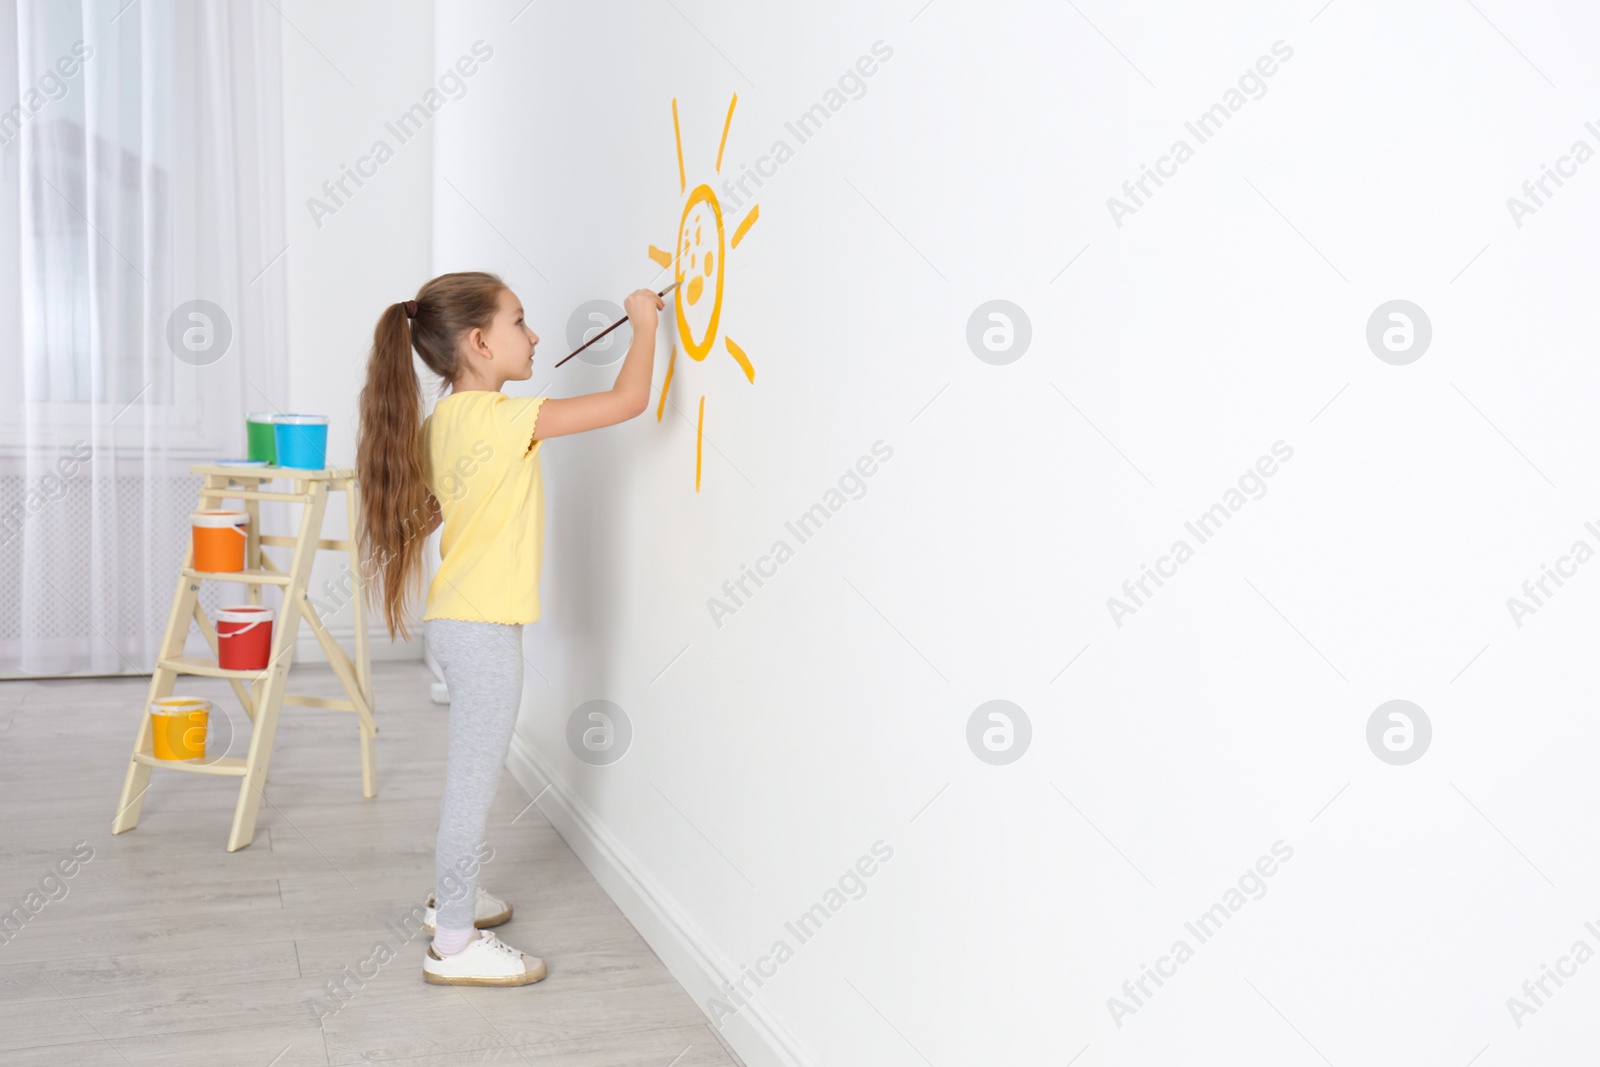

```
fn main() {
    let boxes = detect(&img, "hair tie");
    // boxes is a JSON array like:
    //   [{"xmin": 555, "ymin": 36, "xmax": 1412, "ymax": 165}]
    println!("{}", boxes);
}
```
[{"xmin": 403, "ymin": 299, "xmax": 419, "ymax": 319}]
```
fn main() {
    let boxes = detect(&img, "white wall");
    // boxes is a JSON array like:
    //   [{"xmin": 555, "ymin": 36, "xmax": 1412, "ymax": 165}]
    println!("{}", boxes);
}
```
[
  {"xmin": 394, "ymin": 0, "xmax": 1600, "ymax": 1063},
  {"xmin": 279, "ymin": 0, "xmax": 436, "ymax": 661}
]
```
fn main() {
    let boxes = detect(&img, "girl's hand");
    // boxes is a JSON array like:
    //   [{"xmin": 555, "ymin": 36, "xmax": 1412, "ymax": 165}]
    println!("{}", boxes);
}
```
[{"xmin": 624, "ymin": 288, "xmax": 664, "ymax": 332}]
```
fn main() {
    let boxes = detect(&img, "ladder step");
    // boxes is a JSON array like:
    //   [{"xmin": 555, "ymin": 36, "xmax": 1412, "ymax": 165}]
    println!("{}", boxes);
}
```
[
  {"xmin": 130, "ymin": 753, "xmax": 248, "ymax": 776},
  {"xmin": 182, "ymin": 568, "xmax": 291, "ymax": 586},
  {"xmin": 262, "ymin": 534, "xmax": 356, "ymax": 551},
  {"xmin": 198, "ymin": 487, "xmax": 314, "ymax": 503},
  {"xmin": 157, "ymin": 655, "xmax": 276, "ymax": 680}
]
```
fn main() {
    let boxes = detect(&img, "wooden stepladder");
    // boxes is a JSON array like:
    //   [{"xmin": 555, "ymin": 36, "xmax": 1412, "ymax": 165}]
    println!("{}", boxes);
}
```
[{"xmin": 112, "ymin": 464, "xmax": 377, "ymax": 851}]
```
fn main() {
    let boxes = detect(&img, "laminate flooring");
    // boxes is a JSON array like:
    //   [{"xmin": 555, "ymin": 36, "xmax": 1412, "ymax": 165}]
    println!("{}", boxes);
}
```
[{"xmin": 0, "ymin": 661, "xmax": 744, "ymax": 1066}]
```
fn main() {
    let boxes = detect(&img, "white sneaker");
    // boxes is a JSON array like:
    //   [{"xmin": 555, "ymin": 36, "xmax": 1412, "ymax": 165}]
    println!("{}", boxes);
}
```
[
  {"xmin": 421, "ymin": 884, "xmax": 513, "ymax": 932},
  {"xmin": 422, "ymin": 929, "xmax": 547, "ymax": 987}
]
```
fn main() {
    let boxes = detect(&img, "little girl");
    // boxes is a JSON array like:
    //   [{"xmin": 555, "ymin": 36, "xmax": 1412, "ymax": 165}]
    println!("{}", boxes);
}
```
[{"xmin": 355, "ymin": 271, "xmax": 663, "ymax": 986}]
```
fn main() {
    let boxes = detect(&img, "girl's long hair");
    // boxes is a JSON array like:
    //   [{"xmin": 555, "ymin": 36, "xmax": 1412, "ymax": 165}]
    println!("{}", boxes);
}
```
[{"xmin": 356, "ymin": 271, "xmax": 508, "ymax": 641}]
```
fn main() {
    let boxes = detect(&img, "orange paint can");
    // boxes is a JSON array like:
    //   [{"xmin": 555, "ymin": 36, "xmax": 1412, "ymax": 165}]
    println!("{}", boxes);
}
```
[
  {"xmin": 150, "ymin": 697, "xmax": 210, "ymax": 760},
  {"xmin": 191, "ymin": 510, "xmax": 248, "ymax": 572}
]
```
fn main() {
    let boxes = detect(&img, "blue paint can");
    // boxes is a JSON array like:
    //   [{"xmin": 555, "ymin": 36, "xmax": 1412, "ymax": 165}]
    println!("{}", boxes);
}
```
[{"xmin": 274, "ymin": 414, "xmax": 329, "ymax": 470}]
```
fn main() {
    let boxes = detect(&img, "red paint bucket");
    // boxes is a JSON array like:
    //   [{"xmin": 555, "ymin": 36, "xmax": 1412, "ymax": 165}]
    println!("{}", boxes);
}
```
[{"xmin": 217, "ymin": 605, "xmax": 273, "ymax": 670}]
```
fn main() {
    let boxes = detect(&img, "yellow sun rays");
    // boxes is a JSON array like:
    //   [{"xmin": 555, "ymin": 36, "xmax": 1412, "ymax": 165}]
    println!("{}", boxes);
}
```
[
  {"xmin": 724, "ymin": 336, "xmax": 753, "ymax": 383},
  {"xmin": 656, "ymin": 343, "xmax": 675, "ymax": 421},
  {"xmin": 653, "ymin": 93, "xmax": 759, "ymax": 492},
  {"xmin": 731, "ymin": 204, "xmax": 758, "ymax": 248},
  {"xmin": 672, "ymin": 98, "xmax": 686, "ymax": 195}
]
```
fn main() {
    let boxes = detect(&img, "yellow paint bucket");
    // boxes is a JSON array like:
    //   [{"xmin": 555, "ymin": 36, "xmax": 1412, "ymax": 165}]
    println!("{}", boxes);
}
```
[{"xmin": 150, "ymin": 697, "xmax": 210, "ymax": 760}]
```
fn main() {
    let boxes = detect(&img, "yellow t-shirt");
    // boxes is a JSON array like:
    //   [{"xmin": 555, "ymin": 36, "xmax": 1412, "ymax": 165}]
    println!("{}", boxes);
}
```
[{"xmin": 420, "ymin": 390, "xmax": 550, "ymax": 625}]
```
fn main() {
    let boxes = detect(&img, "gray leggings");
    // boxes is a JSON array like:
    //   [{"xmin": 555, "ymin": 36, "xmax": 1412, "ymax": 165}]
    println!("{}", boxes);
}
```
[{"xmin": 425, "ymin": 617, "xmax": 525, "ymax": 931}]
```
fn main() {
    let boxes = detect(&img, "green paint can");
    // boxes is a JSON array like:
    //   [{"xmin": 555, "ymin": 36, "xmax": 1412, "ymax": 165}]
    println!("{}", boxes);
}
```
[{"xmin": 246, "ymin": 412, "xmax": 277, "ymax": 465}]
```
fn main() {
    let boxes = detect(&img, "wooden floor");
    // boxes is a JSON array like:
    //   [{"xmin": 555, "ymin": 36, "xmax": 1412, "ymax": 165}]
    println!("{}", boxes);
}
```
[{"xmin": 0, "ymin": 661, "xmax": 744, "ymax": 1067}]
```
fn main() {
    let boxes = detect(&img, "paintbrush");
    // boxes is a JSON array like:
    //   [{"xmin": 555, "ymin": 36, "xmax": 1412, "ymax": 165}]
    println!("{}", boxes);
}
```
[{"xmin": 554, "ymin": 280, "xmax": 680, "ymax": 368}]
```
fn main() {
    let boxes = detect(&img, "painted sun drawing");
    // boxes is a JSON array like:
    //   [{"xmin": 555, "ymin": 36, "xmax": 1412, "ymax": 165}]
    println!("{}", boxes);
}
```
[{"xmin": 649, "ymin": 93, "xmax": 758, "ymax": 492}]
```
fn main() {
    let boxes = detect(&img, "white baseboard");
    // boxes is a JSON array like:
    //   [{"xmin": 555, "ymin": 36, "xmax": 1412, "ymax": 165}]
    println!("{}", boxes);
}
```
[{"xmin": 503, "ymin": 734, "xmax": 815, "ymax": 1067}]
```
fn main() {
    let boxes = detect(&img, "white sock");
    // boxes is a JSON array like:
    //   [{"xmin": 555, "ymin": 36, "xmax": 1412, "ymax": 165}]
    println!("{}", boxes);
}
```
[{"xmin": 433, "ymin": 926, "xmax": 477, "ymax": 956}]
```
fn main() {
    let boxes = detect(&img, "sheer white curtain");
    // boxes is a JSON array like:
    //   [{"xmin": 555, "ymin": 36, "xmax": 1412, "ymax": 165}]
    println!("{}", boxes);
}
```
[{"xmin": 0, "ymin": 0, "xmax": 287, "ymax": 676}]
